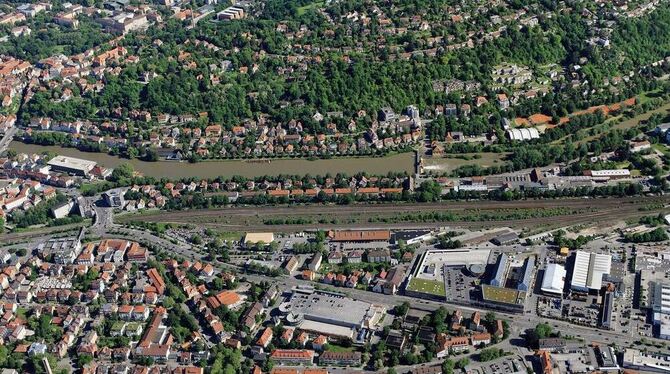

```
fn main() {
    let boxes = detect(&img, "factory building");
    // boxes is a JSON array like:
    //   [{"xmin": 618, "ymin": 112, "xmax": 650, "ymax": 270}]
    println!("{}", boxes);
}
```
[{"xmin": 570, "ymin": 251, "xmax": 611, "ymax": 292}]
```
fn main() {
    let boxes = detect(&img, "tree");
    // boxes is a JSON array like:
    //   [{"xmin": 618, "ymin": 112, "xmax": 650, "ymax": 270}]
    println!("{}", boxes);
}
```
[
  {"xmin": 534, "ymin": 323, "xmax": 553, "ymax": 339},
  {"xmin": 191, "ymin": 234, "xmax": 203, "ymax": 245},
  {"xmin": 442, "ymin": 359, "xmax": 455, "ymax": 374},
  {"xmin": 394, "ymin": 302, "xmax": 410, "ymax": 316},
  {"xmin": 144, "ymin": 147, "xmax": 159, "ymax": 162},
  {"xmin": 0, "ymin": 344, "xmax": 9, "ymax": 367},
  {"xmin": 479, "ymin": 348, "xmax": 505, "ymax": 362},
  {"xmin": 78, "ymin": 354, "xmax": 93, "ymax": 367},
  {"xmin": 110, "ymin": 162, "xmax": 134, "ymax": 181},
  {"xmin": 626, "ymin": 227, "xmax": 669, "ymax": 243},
  {"xmin": 525, "ymin": 323, "xmax": 553, "ymax": 348},
  {"xmin": 456, "ymin": 357, "xmax": 470, "ymax": 368}
]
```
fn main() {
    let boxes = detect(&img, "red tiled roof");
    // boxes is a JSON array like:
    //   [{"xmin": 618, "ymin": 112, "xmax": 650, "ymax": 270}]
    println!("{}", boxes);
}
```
[{"xmin": 329, "ymin": 230, "xmax": 391, "ymax": 242}]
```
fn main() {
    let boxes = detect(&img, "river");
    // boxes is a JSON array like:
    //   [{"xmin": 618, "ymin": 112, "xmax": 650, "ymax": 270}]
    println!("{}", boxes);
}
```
[{"xmin": 10, "ymin": 141, "xmax": 415, "ymax": 179}]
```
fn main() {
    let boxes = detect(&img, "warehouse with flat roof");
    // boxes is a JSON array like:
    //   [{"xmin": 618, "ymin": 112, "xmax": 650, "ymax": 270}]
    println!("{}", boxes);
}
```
[
  {"xmin": 47, "ymin": 155, "xmax": 97, "ymax": 176},
  {"xmin": 279, "ymin": 286, "xmax": 385, "ymax": 339},
  {"xmin": 541, "ymin": 263, "xmax": 566, "ymax": 295},
  {"xmin": 652, "ymin": 282, "xmax": 670, "ymax": 340},
  {"xmin": 623, "ymin": 348, "xmax": 670, "ymax": 373}
]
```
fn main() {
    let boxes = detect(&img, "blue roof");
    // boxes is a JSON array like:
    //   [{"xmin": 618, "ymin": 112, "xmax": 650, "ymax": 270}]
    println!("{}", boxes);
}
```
[{"xmin": 491, "ymin": 254, "xmax": 508, "ymax": 287}]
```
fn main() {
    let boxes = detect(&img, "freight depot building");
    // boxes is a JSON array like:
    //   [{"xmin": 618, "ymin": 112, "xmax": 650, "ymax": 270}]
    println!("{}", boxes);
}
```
[
  {"xmin": 279, "ymin": 286, "xmax": 386, "ymax": 339},
  {"xmin": 47, "ymin": 155, "xmax": 97, "ymax": 177}
]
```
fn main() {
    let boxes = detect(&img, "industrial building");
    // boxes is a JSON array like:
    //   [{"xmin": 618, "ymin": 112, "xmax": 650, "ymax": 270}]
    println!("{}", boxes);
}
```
[
  {"xmin": 328, "ymin": 230, "xmax": 391, "ymax": 243},
  {"xmin": 36, "ymin": 236, "xmax": 82, "ymax": 264},
  {"xmin": 587, "ymin": 169, "xmax": 631, "ymax": 180},
  {"xmin": 481, "ymin": 254, "xmax": 535, "ymax": 313},
  {"xmin": 392, "ymin": 230, "xmax": 434, "ymax": 245},
  {"xmin": 570, "ymin": 251, "xmax": 612, "ymax": 292},
  {"xmin": 279, "ymin": 286, "xmax": 385, "ymax": 339},
  {"xmin": 490, "ymin": 254, "xmax": 509, "ymax": 287},
  {"xmin": 490, "ymin": 231, "xmax": 519, "ymax": 246},
  {"xmin": 601, "ymin": 291, "xmax": 615, "ymax": 329},
  {"xmin": 623, "ymin": 348, "xmax": 670, "ymax": 373},
  {"xmin": 651, "ymin": 282, "xmax": 670, "ymax": 340},
  {"xmin": 47, "ymin": 155, "xmax": 97, "ymax": 176},
  {"xmin": 540, "ymin": 264, "xmax": 566, "ymax": 295},
  {"xmin": 517, "ymin": 257, "xmax": 535, "ymax": 291}
]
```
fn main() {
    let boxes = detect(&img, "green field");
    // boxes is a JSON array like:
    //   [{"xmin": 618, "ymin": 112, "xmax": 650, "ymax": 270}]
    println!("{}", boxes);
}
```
[
  {"xmin": 422, "ymin": 152, "xmax": 510, "ymax": 174},
  {"xmin": 406, "ymin": 278, "xmax": 446, "ymax": 297},
  {"xmin": 296, "ymin": 1, "xmax": 324, "ymax": 15},
  {"xmin": 326, "ymin": 344, "xmax": 355, "ymax": 353}
]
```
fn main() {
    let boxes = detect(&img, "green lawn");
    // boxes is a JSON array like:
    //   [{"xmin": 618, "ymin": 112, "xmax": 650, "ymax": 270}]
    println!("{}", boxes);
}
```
[
  {"xmin": 653, "ymin": 143, "xmax": 670, "ymax": 157},
  {"xmin": 326, "ymin": 344, "xmax": 355, "ymax": 353},
  {"xmin": 406, "ymin": 278, "xmax": 446, "ymax": 297},
  {"xmin": 214, "ymin": 231, "xmax": 243, "ymax": 241},
  {"xmin": 638, "ymin": 89, "xmax": 664, "ymax": 105},
  {"xmin": 296, "ymin": 1, "xmax": 324, "ymax": 15}
]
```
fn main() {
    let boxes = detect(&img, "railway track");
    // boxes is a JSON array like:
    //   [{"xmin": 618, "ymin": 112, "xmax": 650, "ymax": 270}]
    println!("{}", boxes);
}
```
[{"xmin": 123, "ymin": 195, "xmax": 669, "ymax": 232}]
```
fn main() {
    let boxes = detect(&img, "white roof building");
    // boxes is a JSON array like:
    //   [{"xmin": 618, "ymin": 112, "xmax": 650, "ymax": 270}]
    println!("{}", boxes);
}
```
[
  {"xmin": 623, "ymin": 348, "xmax": 670, "ymax": 373},
  {"xmin": 455, "ymin": 184, "xmax": 488, "ymax": 192},
  {"xmin": 589, "ymin": 169, "xmax": 631, "ymax": 178},
  {"xmin": 541, "ymin": 263, "xmax": 566, "ymax": 295},
  {"xmin": 652, "ymin": 282, "xmax": 670, "ymax": 340},
  {"xmin": 47, "ymin": 155, "xmax": 97, "ymax": 176},
  {"xmin": 571, "ymin": 251, "xmax": 611, "ymax": 291},
  {"xmin": 655, "ymin": 284, "xmax": 670, "ymax": 312},
  {"xmin": 506, "ymin": 127, "xmax": 539, "ymax": 141}
]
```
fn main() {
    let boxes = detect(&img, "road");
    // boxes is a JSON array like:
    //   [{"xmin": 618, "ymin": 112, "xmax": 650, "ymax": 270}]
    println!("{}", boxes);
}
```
[
  {"xmin": 96, "ymin": 219, "xmax": 670, "ymax": 356},
  {"xmin": 0, "ymin": 126, "xmax": 17, "ymax": 154},
  {"xmin": 6, "ymin": 190, "xmax": 669, "ymax": 369}
]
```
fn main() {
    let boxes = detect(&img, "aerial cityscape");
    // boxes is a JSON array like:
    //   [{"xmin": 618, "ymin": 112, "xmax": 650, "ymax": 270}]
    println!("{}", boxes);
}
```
[{"xmin": 2, "ymin": 0, "xmax": 670, "ymax": 373}]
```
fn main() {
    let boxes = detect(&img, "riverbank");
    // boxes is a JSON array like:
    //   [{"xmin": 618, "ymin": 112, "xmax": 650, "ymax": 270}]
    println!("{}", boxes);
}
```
[{"xmin": 10, "ymin": 141, "xmax": 415, "ymax": 179}]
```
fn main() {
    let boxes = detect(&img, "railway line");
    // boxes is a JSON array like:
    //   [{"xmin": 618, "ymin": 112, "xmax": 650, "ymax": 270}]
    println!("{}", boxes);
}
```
[{"xmin": 118, "ymin": 195, "xmax": 670, "ymax": 232}]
